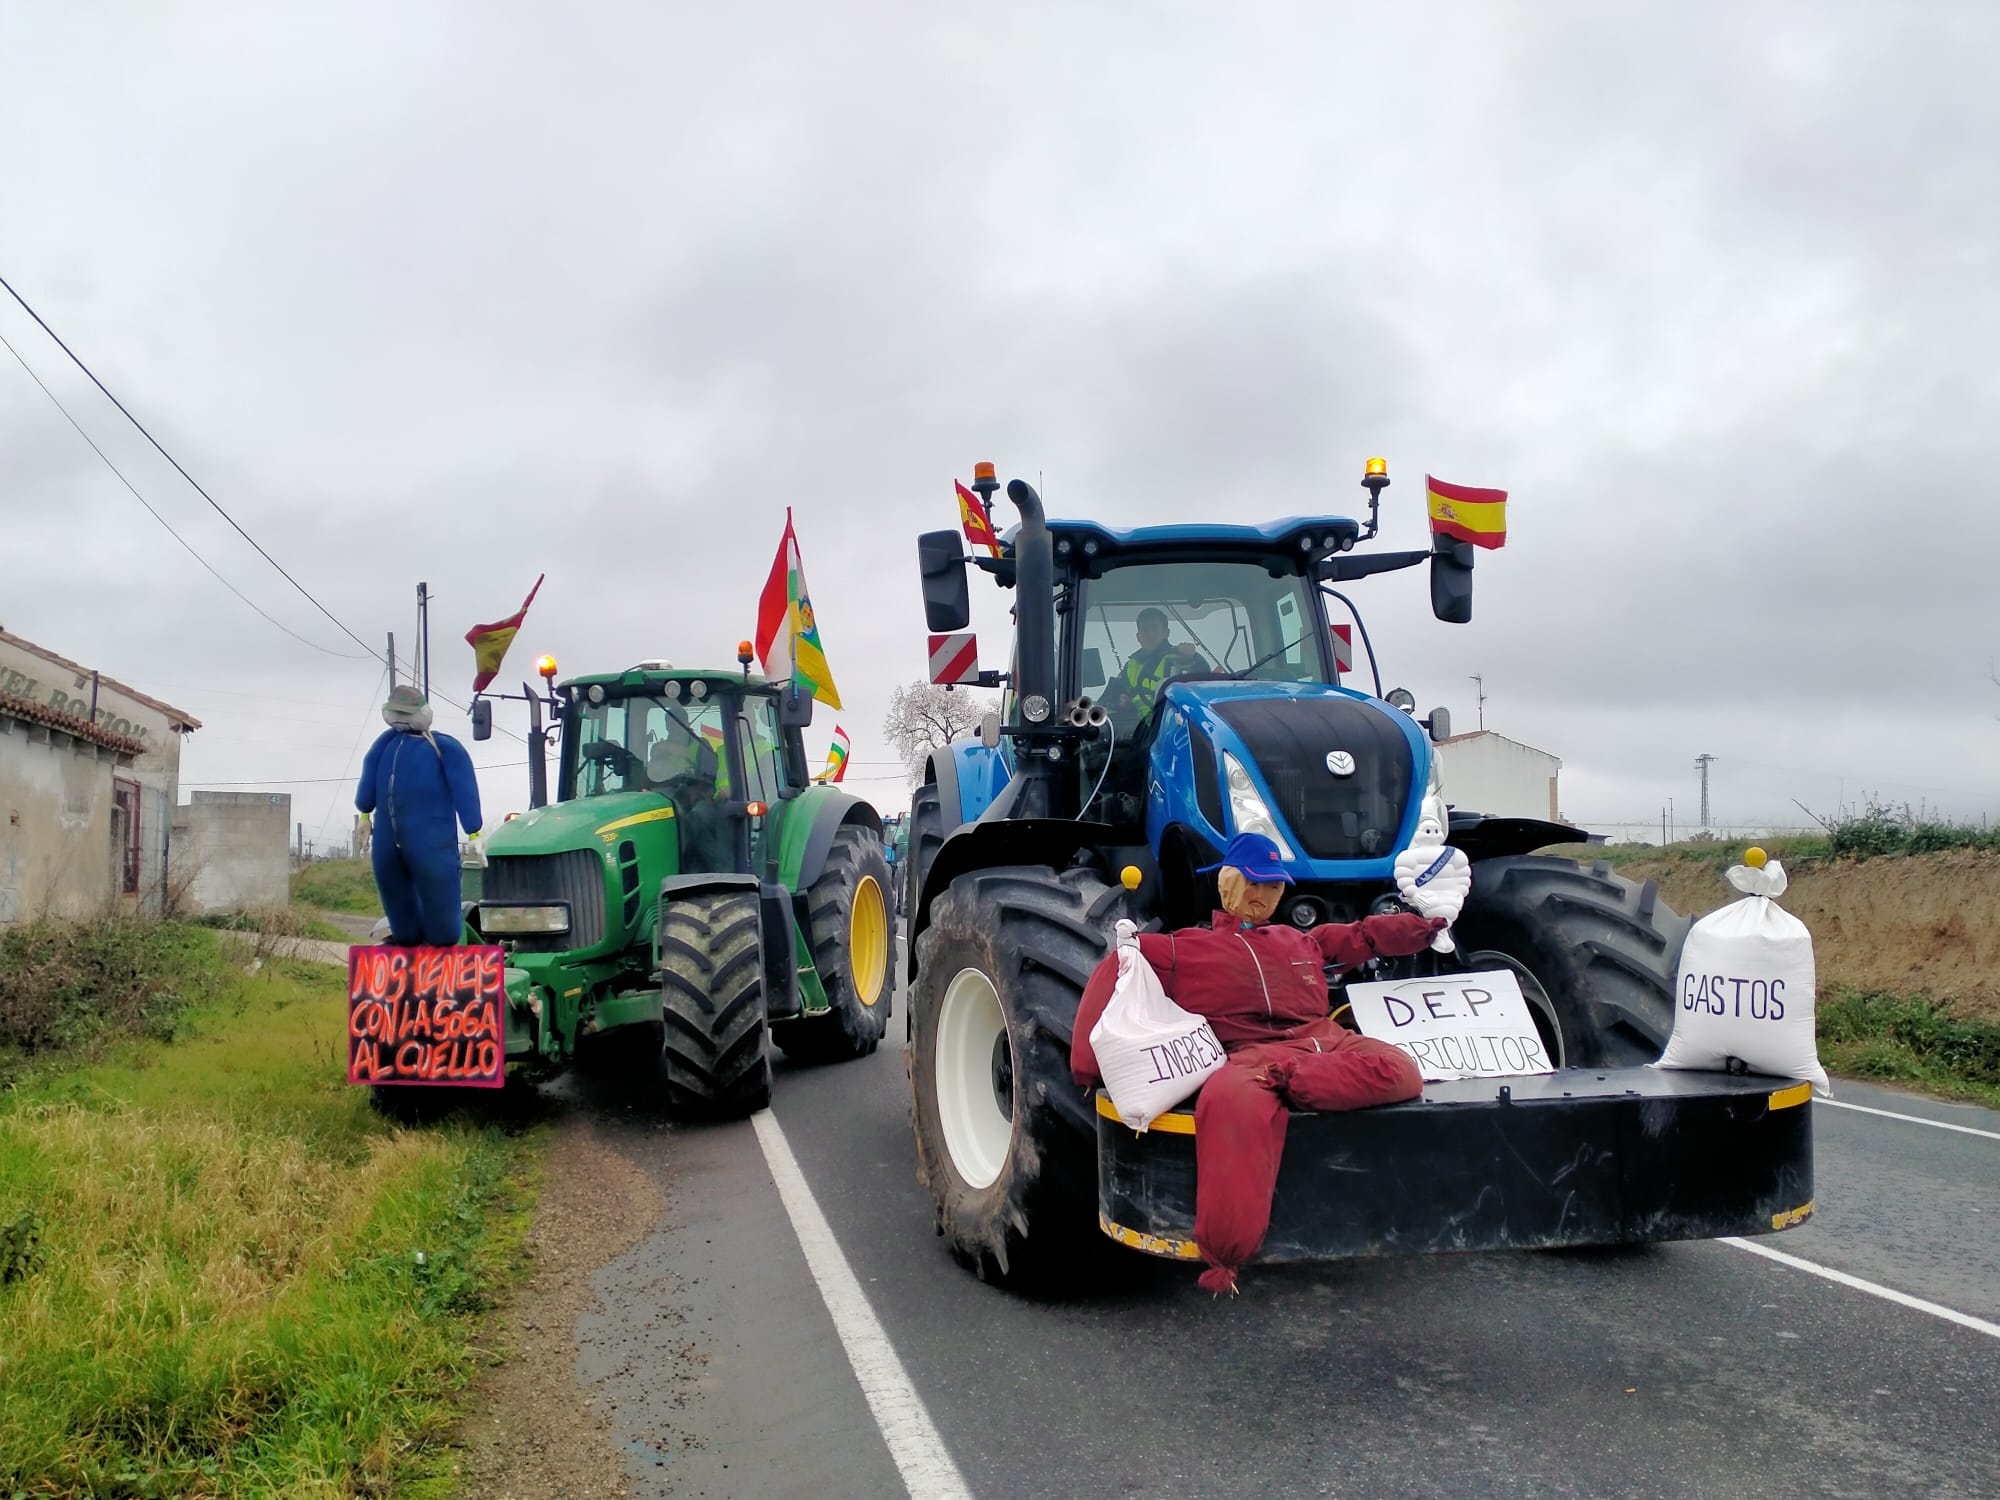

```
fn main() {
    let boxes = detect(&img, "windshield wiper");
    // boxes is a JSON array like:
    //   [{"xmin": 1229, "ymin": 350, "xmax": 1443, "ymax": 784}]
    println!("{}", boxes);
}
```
[{"xmin": 1227, "ymin": 635, "xmax": 1306, "ymax": 681}]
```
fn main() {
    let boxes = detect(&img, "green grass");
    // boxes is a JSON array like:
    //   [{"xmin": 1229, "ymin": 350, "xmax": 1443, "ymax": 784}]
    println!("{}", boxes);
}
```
[
  {"xmin": 192, "ymin": 908, "xmax": 352, "ymax": 945},
  {"xmin": 0, "ymin": 933, "xmax": 542, "ymax": 1498},
  {"xmin": 1817, "ymin": 987, "xmax": 2000, "ymax": 1109},
  {"xmin": 290, "ymin": 859, "xmax": 381, "ymax": 917},
  {"xmin": 1538, "ymin": 805, "xmax": 1997, "ymax": 871},
  {"xmin": 0, "ymin": 916, "xmax": 214, "ymax": 1067}
]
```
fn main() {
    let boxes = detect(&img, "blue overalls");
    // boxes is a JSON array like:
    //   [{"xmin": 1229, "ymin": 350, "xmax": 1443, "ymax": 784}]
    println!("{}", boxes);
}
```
[{"xmin": 355, "ymin": 726, "xmax": 484, "ymax": 945}]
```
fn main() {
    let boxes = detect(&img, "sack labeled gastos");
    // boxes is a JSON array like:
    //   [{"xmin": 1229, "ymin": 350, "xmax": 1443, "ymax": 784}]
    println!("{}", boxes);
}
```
[{"xmin": 1653, "ymin": 849, "xmax": 1829, "ymax": 1095}]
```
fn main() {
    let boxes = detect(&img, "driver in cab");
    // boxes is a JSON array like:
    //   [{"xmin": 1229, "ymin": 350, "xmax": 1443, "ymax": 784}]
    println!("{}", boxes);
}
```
[{"xmin": 1110, "ymin": 607, "xmax": 1210, "ymax": 722}]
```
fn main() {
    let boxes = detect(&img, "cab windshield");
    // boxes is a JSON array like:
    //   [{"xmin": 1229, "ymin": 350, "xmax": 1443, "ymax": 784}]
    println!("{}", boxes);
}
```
[
  {"xmin": 1072, "ymin": 560, "xmax": 1331, "ymax": 732},
  {"xmin": 563, "ymin": 691, "xmax": 729, "ymax": 800}
]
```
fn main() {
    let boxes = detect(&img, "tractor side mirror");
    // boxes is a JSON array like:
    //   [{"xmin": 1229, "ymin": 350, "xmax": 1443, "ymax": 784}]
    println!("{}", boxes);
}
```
[
  {"xmin": 918, "ymin": 529, "xmax": 972, "ymax": 633},
  {"xmin": 471, "ymin": 698, "xmax": 493, "ymax": 741},
  {"xmin": 782, "ymin": 730, "xmax": 810, "ymax": 793},
  {"xmin": 779, "ymin": 684, "xmax": 814, "ymax": 730},
  {"xmin": 1426, "ymin": 707, "xmax": 1452, "ymax": 742},
  {"xmin": 1430, "ymin": 538, "xmax": 1474, "ymax": 624},
  {"xmin": 978, "ymin": 712, "xmax": 1002, "ymax": 749}
]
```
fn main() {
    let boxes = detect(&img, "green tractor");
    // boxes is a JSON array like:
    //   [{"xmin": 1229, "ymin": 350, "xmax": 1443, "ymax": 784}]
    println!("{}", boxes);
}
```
[{"xmin": 368, "ymin": 649, "xmax": 892, "ymax": 1119}]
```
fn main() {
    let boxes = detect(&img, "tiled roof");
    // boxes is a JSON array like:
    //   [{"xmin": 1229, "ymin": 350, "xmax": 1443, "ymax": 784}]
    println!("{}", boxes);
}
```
[
  {"xmin": 0, "ymin": 688, "xmax": 149, "ymax": 755},
  {"xmin": 0, "ymin": 628, "xmax": 201, "ymax": 731}
]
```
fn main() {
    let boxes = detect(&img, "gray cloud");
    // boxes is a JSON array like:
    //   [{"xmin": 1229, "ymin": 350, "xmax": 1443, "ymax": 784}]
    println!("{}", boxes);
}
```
[{"xmin": 3, "ymin": 1, "xmax": 1994, "ymax": 846}]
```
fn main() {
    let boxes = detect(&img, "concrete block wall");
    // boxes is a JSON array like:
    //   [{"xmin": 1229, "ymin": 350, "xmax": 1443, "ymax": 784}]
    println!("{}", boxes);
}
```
[
  {"xmin": 171, "ymin": 791, "xmax": 292, "ymax": 914},
  {"xmin": 0, "ymin": 717, "xmax": 124, "ymax": 923}
]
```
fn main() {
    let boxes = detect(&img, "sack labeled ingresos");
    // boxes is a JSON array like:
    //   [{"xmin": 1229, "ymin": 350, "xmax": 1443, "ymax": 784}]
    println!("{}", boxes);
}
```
[
  {"xmin": 1653, "ymin": 849, "xmax": 1829, "ymax": 1096},
  {"xmin": 1090, "ymin": 920, "xmax": 1227, "ymax": 1131}
]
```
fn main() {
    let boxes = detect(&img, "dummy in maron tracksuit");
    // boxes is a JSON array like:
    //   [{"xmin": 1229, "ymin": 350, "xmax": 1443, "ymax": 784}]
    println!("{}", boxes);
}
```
[
  {"xmin": 1071, "ymin": 832, "xmax": 1440, "ymax": 1293},
  {"xmin": 355, "ymin": 685, "xmax": 483, "ymax": 946}
]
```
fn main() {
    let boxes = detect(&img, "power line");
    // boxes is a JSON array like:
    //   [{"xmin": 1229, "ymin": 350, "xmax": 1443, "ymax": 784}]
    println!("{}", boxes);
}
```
[
  {"xmin": 0, "ymin": 325, "xmax": 369, "ymax": 660},
  {"xmin": 188, "ymin": 760, "xmax": 529, "ymax": 789},
  {"xmin": 0, "ymin": 274, "xmax": 527, "ymax": 745},
  {"xmin": 0, "ymin": 271, "xmax": 387, "ymax": 661}
]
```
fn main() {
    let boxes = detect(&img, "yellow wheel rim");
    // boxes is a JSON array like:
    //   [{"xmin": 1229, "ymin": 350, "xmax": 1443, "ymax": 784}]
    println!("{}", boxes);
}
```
[{"xmin": 849, "ymin": 875, "xmax": 888, "ymax": 1007}]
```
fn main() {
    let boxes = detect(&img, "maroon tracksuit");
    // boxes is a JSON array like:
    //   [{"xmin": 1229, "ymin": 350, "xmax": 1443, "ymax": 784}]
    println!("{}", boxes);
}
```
[{"xmin": 1073, "ymin": 910, "xmax": 1438, "ymax": 1293}]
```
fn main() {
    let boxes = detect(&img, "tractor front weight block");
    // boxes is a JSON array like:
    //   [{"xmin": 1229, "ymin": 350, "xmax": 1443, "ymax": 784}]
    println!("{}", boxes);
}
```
[{"xmin": 1096, "ymin": 1067, "xmax": 1814, "ymax": 1263}]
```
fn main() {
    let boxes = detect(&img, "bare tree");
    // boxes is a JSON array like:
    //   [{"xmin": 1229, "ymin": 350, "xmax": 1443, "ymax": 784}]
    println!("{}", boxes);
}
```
[{"xmin": 882, "ymin": 680, "xmax": 998, "ymax": 783}]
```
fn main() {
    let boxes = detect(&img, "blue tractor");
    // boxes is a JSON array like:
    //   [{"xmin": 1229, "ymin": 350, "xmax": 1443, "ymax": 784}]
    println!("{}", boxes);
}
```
[{"xmin": 904, "ymin": 460, "xmax": 1814, "ymax": 1286}]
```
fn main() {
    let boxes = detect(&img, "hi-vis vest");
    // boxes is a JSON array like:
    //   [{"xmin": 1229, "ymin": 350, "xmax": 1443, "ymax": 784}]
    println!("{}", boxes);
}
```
[{"xmin": 1122, "ymin": 647, "xmax": 1179, "ymax": 701}]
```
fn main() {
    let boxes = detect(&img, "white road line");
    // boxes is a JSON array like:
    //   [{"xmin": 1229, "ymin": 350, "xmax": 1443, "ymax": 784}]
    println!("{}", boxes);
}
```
[
  {"xmin": 1816, "ymin": 1097, "xmax": 2000, "ymax": 1142},
  {"xmin": 1722, "ymin": 1237, "xmax": 2000, "ymax": 1340},
  {"xmin": 750, "ymin": 1109, "xmax": 975, "ymax": 1500}
]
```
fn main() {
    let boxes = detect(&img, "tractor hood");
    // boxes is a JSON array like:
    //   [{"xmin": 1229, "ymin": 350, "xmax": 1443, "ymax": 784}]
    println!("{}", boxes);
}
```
[
  {"xmin": 485, "ymin": 789, "xmax": 677, "ymax": 858},
  {"xmin": 1150, "ymin": 679, "xmax": 1436, "ymax": 882}
]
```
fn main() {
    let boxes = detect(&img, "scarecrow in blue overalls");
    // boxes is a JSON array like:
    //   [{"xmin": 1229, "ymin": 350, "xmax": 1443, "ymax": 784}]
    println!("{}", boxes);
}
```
[{"xmin": 355, "ymin": 684, "xmax": 484, "ymax": 946}]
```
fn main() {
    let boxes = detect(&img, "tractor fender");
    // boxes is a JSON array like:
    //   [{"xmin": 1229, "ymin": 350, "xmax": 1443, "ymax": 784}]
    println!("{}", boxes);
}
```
[
  {"xmin": 907, "ymin": 815, "xmax": 1125, "ymax": 980},
  {"xmin": 784, "ymin": 789, "xmax": 884, "ymax": 893},
  {"xmin": 925, "ymin": 745, "xmax": 966, "ymax": 833},
  {"xmin": 656, "ymin": 873, "xmax": 802, "ymax": 1022},
  {"xmin": 1447, "ymin": 813, "xmax": 1600, "ymax": 863}
]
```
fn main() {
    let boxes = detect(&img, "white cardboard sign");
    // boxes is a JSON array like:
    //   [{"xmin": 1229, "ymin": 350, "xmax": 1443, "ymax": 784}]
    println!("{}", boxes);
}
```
[{"xmin": 1343, "ymin": 969, "xmax": 1557, "ymax": 1082}]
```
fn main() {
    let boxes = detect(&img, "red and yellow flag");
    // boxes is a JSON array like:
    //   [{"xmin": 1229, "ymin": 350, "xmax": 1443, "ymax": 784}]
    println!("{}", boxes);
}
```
[
  {"xmin": 465, "ymin": 574, "xmax": 545, "ymax": 692},
  {"xmin": 957, "ymin": 481, "xmax": 1001, "ymax": 558},
  {"xmin": 1425, "ymin": 476, "xmax": 1507, "ymax": 550}
]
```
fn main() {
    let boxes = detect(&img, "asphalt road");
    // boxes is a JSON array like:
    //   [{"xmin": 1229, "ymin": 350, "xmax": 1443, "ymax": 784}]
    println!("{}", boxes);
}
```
[{"xmin": 561, "ymin": 957, "xmax": 2000, "ymax": 1500}]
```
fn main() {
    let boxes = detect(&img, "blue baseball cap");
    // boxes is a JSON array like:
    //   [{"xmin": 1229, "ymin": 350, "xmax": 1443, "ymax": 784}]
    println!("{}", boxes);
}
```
[{"xmin": 1198, "ymin": 832, "xmax": 1294, "ymax": 884}]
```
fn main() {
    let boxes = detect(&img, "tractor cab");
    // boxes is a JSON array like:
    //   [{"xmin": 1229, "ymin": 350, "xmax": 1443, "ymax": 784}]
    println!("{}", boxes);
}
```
[{"xmin": 551, "ymin": 663, "xmax": 813, "ymax": 878}]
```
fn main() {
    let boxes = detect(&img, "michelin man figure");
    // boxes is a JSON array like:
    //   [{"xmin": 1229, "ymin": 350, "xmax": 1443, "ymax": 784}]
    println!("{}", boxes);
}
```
[{"xmin": 1393, "ymin": 800, "xmax": 1472, "ymax": 952}]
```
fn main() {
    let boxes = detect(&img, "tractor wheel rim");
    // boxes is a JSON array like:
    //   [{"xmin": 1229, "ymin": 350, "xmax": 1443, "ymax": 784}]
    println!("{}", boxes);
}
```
[
  {"xmin": 850, "ymin": 875, "xmax": 888, "ymax": 1007},
  {"xmin": 1463, "ymin": 948, "xmax": 1568, "ymax": 1070},
  {"xmin": 934, "ymin": 966, "xmax": 1012, "ymax": 1191}
]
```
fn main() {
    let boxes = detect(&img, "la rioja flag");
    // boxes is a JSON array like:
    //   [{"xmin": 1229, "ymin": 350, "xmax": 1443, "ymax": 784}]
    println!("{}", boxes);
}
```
[{"xmin": 754, "ymin": 509, "xmax": 844, "ymax": 710}]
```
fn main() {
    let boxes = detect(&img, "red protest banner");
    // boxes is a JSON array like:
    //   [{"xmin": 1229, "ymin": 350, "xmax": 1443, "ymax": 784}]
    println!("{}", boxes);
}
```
[{"xmin": 346, "ymin": 944, "xmax": 508, "ymax": 1088}]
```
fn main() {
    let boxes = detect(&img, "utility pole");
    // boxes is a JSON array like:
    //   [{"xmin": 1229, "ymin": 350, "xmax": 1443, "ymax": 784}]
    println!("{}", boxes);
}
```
[
  {"xmin": 1661, "ymin": 806, "xmax": 1668, "ymax": 845},
  {"xmin": 1469, "ymin": 673, "xmax": 1486, "ymax": 732},
  {"xmin": 387, "ymin": 632, "xmax": 397, "ymax": 689},
  {"xmin": 1695, "ymin": 753, "xmax": 1716, "ymax": 832},
  {"xmin": 1667, "ymin": 797, "xmax": 1674, "ymax": 845},
  {"xmin": 417, "ymin": 583, "xmax": 433, "ymax": 700}
]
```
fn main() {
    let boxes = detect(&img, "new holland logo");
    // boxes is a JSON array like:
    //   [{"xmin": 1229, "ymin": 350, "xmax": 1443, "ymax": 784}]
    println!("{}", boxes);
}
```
[{"xmin": 1325, "ymin": 750, "xmax": 1356, "ymax": 777}]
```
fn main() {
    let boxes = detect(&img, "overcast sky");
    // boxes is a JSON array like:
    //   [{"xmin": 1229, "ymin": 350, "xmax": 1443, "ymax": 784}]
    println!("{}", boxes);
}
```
[{"xmin": 3, "ymin": 1, "xmax": 1995, "ymax": 847}]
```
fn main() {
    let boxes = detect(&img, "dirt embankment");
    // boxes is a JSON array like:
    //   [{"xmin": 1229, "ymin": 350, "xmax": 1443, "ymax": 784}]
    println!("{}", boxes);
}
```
[{"xmin": 1596, "ymin": 847, "xmax": 2000, "ymax": 1024}]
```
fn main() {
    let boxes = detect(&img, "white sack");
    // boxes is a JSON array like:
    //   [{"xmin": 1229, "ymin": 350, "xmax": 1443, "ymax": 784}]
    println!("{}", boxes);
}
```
[
  {"xmin": 1090, "ymin": 920, "xmax": 1226, "ymax": 1132},
  {"xmin": 1653, "ymin": 859, "xmax": 1830, "ymax": 1095}
]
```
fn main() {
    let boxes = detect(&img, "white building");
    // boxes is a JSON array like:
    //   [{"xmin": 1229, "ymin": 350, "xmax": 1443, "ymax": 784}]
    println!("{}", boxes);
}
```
[
  {"xmin": 1434, "ymin": 730, "xmax": 1566, "ymax": 824},
  {"xmin": 0, "ymin": 628, "xmax": 201, "ymax": 920}
]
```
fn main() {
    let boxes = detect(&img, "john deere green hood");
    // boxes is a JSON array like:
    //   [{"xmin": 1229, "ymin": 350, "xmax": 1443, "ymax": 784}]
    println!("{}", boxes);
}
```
[{"xmin": 484, "ymin": 789, "xmax": 678, "ymax": 860}]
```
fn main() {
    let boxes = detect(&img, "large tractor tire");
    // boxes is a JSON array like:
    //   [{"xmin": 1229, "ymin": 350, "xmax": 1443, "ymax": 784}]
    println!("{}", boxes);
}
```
[
  {"xmin": 908, "ymin": 864, "xmax": 1134, "ymax": 1288},
  {"xmin": 658, "ymin": 889, "xmax": 773, "ymax": 1119},
  {"xmin": 776, "ymin": 825, "xmax": 895, "ymax": 1064},
  {"xmin": 1451, "ymin": 855, "xmax": 1689, "ymax": 1068}
]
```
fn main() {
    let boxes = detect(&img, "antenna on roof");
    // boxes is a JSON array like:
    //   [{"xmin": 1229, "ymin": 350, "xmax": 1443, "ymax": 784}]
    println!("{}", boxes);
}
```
[{"xmin": 1469, "ymin": 673, "xmax": 1486, "ymax": 731}]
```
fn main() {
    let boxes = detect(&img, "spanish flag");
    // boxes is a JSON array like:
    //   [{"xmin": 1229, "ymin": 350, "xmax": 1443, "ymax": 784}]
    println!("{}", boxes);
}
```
[
  {"xmin": 1425, "ymin": 476, "xmax": 1507, "ymax": 550},
  {"xmin": 958, "ymin": 480, "xmax": 1001, "ymax": 558},
  {"xmin": 816, "ymin": 726, "xmax": 851, "ymax": 783},
  {"xmin": 754, "ymin": 509, "xmax": 844, "ymax": 710},
  {"xmin": 465, "ymin": 574, "xmax": 545, "ymax": 692}
]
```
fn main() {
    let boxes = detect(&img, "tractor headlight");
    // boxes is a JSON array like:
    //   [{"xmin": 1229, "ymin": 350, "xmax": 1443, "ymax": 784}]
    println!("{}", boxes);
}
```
[
  {"xmin": 1223, "ymin": 753, "xmax": 1298, "ymax": 861},
  {"xmin": 479, "ymin": 904, "xmax": 571, "ymax": 936}
]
